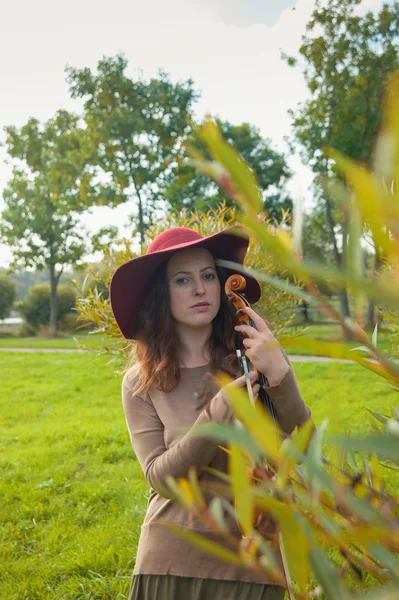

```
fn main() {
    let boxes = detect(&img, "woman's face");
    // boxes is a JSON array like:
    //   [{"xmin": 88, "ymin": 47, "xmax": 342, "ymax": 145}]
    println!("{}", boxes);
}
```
[{"xmin": 166, "ymin": 248, "xmax": 221, "ymax": 329}]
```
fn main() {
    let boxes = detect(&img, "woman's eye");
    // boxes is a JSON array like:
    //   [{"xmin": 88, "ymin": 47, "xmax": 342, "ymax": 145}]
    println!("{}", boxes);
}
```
[
  {"xmin": 176, "ymin": 278, "xmax": 189, "ymax": 284},
  {"xmin": 203, "ymin": 273, "xmax": 215, "ymax": 281}
]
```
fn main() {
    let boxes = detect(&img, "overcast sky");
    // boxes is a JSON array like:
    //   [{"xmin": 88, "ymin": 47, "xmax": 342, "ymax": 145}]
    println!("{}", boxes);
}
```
[{"xmin": 0, "ymin": 0, "xmax": 384, "ymax": 267}]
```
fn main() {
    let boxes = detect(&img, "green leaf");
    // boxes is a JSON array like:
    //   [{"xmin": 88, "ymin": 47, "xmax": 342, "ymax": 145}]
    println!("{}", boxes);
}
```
[
  {"xmin": 331, "ymin": 433, "xmax": 399, "ymax": 464},
  {"xmin": 307, "ymin": 419, "xmax": 328, "ymax": 505},
  {"xmin": 349, "ymin": 587, "xmax": 399, "ymax": 600},
  {"xmin": 351, "ymin": 345, "xmax": 377, "ymax": 359},
  {"xmin": 179, "ymin": 421, "xmax": 263, "ymax": 463},
  {"xmin": 369, "ymin": 544, "xmax": 399, "ymax": 583},
  {"xmin": 309, "ymin": 544, "xmax": 350, "ymax": 600},
  {"xmin": 216, "ymin": 258, "xmax": 314, "ymax": 303},
  {"xmin": 208, "ymin": 497, "xmax": 227, "ymax": 530},
  {"xmin": 254, "ymin": 493, "xmax": 309, "ymax": 592},
  {"xmin": 294, "ymin": 450, "xmax": 390, "ymax": 526},
  {"xmin": 372, "ymin": 323, "xmax": 379, "ymax": 348},
  {"xmin": 365, "ymin": 408, "xmax": 389, "ymax": 425},
  {"xmin": 391, "ymin": 406, "xmax": 399, "ymax": 420}
]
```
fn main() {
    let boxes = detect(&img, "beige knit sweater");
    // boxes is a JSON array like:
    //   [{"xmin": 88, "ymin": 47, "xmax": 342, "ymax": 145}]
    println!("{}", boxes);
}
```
[{"xmin": 122, "ymin": 352, "xmax": 311, "ymax": 584}]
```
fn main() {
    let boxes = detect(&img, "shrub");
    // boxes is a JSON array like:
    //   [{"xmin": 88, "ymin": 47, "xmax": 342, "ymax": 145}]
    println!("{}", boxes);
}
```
[
  {"xmin": 18, "ymin": 322, "xmax": 37, "ymax": 338},
  {"xmin": 0, "ymin": 275, "xmax": 17, "ymax": 320},
  {"xmin": 22, "ymin": 283, "xmax": 77, "ymax": 330}
]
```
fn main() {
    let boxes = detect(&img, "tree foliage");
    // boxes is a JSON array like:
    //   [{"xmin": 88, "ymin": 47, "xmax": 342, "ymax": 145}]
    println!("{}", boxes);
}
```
[
  {"xmin": 285, "ymin": 0, "xmax": 399, "ymax": 171},
  {"xmin": 0, "ymin": 275, "xmax": 17, "ymax": 320},
  {"xmin": 166, "ymin": 120, "xmax": 292, "ymax": 222},
  {"xmin": 66, "ymin": 54, "xmax": 198, "ymax": 246},
  {"xmin": 283, "ymin": 0, "xmax": 399, "ymax": 324},
  {"xmin": 1, "ymin": 110, "xmax": 89, "ymax": 334}
]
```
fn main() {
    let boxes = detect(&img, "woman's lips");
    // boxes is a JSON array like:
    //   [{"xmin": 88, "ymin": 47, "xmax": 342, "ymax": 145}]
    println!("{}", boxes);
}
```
[{"xmin": 192, "ymin": 303, "xmax": 210, "ymax": 311}]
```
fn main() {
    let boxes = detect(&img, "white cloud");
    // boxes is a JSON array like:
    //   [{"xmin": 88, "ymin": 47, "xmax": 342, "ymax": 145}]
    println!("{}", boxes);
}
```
[{"xmin": 186, "ymin": 0, "xmax": 297, "ymax": 27}]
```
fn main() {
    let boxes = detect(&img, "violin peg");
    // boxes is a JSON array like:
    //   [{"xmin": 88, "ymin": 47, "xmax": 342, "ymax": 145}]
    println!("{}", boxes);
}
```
[
  {"xmin": 227, "ymin": 295, "xmax": 236, "ymax": 304},
  {"xmin": 236, "ymin": 309, "xmax": 246, "ymax": 318}
]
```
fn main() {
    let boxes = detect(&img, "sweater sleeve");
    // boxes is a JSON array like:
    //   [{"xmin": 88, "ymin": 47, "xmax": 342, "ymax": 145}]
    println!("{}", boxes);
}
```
[
  {"xmin": 122, "ymin": 368, "xmax": 233, "ymax": 498},
  {"xmin": 262, "ymin": 348, "xmax": 311, "ymax": 435}
]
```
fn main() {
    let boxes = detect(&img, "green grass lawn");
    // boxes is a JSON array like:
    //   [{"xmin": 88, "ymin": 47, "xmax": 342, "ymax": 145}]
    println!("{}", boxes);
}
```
[
  {"xmin": 0, "ymin": 324, "xmax": 397, "ymax": 360},
  {"xmin": 1, "ymin": 353, "xmax": 398, "ymax": 598},
  {"xmin": 0, "ymin": 333, "xmax": 118, "ymax": 350},
  {"xmin": 284, "ymin": 323, "xmax": 397, "ymax": 357}
]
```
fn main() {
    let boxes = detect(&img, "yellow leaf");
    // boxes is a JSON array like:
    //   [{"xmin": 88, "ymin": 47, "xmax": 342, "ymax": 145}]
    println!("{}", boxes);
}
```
[
  {"xmin": 254, "ymin": 493, "xmax": 310, "ymax": 592},
  {"xmin": 177, "ymin": 478, "xmax": 195, "ymax": 506},
  {"xmin": 230, "ymin": 443, "xmax": 253, "ymax": 537},
  {"xmin": 217, "ymin": 373, "xmax": 282, "ymax": 463},
  {"xmin": 188, "ymin": 466, "xmax": 206, "ymax": 508},
  {"xmin": 326, "ymin": 147, "xmax": 398, "ymax": 261},
  {"xmin": 195, "ymin": 118, "xmax": 262, "ymax": 213}
]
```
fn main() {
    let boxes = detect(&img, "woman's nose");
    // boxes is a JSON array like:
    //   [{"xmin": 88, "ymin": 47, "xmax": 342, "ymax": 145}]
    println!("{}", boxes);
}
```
[{"xmin": 195, "ymin": 279, "xmax": 205, "ymax": 296}]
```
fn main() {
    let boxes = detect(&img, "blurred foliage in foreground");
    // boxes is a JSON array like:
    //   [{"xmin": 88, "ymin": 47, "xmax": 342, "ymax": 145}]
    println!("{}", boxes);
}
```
[
  {"xmin": 71, "ymin": 203, "xmax": 302, "ymax": 364},
  {"xmin": 158, "ymin": 72, "xmax": 399, "ymax": 600}
]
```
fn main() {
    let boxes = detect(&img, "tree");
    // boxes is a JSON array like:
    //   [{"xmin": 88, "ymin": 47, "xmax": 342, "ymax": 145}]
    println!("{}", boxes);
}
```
[
  {"xmin": 165, "ymin": 120, "xmax": 292, "ymax": 222},
  {"xmin": 22, "ymin": 283, "xmax": 77, "ymax": 330},
  {"xmin": 1, "ymin": 110, "xmax": 89, "ymax": 335},
  {"xmin": 283, "ymin": 0, "xmax": 399, "ymax": 325},
  {"xmin": 0, "ymin": 275, "xmax": 17, "ymax": 320},
  {"xmin": 302, "ymin": 202, "xmax": 337, "ymax": 269},
  {"xmin": 66, "ymin": 54, "xmax": 198, "ymax": 247}
]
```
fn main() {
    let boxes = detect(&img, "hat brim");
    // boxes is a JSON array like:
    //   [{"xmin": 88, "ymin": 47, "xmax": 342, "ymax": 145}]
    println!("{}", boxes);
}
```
[{"xmin": 110, "ymin": 228, "xmax": 261, "ymax": 339}]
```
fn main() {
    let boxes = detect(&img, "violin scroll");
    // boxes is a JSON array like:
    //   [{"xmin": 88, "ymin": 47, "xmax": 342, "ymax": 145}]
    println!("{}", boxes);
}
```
[{"xmin": 225, "ymin": 274, "xmax": 249, "ymax": 322}]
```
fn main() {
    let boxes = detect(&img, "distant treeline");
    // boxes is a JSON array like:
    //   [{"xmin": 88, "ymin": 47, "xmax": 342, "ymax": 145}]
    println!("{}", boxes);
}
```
[{"xmin": 0, "ymin": 267, "xmax": 73, "ymax": 302}]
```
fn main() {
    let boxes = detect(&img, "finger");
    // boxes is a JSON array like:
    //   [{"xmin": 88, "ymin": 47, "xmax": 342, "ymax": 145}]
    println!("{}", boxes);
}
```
[
  {"xmin": 242, "ymin": 337, "xmax": 255, "ymax": 348},
  {"xmin": 245, "ymin": 306, "xmax": 271, "ymax": 333},
  {"xmin": 230, "ymin": 371, "xmax": 257, "ymax": 387},
  {"xmin": 234, "ymin": 324, "xmax": 261, "ymax": 338}
]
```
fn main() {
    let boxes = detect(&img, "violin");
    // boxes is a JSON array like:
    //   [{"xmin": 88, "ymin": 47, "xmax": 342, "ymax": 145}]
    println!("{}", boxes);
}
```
[
  {"xmin": 224, "ymin": 273, "xmax": 279, "ymax": 540},
  {"xmin": 225, "ymin": 274, "xmax": 277, "ymax": 422}
]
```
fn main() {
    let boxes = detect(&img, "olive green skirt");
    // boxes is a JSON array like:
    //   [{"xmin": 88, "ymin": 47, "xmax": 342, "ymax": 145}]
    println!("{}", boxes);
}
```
[{"xmin": 128, "ymin": 574, "xmax": 285, "ymax": 600}]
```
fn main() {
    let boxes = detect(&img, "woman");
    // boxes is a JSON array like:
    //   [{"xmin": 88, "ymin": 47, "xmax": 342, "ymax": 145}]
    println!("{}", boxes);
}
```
[{"xmin": 110, "ymin": 226, "xmax": 311, "ymax": 600}]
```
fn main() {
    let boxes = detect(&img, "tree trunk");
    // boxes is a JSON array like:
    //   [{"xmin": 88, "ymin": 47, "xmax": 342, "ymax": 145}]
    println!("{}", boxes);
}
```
[
  {"xmin": 338, "ymin": 289, "xmax": 351, "ymax": 319},
  {"xmin": 366, "ymin": 252, "xmax": 383, "ymax": 330},
  {"xmin": 137, "ymin": 191, "xmax": 145, "ymax": 248},
  {"xmin": 302, "ymin": 300, "xmax": 310, "ymax": 323},
  {"xmin": 324, "ymin": 192, "xmax": 351, "ymax": 332},
  {"xmin": 131, "ymin": 174, "xmax": 145, "ymax": 249},
  {"xmin": 49, "ymin": 264, "xmax": 58, "ymax": 337},
  {"xmin": 340, "ymin": 213, "xmax": 351, "ymax": 319}
]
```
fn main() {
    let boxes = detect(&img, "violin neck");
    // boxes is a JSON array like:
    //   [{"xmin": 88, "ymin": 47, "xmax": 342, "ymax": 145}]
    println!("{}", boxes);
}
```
[{"xmin": 248, "ymin": 317, "xmax": 277, "ymax": 422}]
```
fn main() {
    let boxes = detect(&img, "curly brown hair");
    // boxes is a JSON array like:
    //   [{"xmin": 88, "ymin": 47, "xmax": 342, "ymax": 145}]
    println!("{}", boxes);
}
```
[{"xmin": 127, "ymin": 257, "xmax": 244, "ymax": 396}]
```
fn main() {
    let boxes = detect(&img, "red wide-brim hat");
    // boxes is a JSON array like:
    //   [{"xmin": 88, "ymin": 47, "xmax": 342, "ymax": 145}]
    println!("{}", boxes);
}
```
[{"xmin": 110, "ymin": 226, "xmax": 261, "ymax": 339}]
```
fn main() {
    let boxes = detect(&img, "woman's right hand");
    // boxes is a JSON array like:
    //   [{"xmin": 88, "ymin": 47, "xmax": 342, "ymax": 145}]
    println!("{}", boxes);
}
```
[{"xmin": 220, "ymin": 370, "xmax": 260, "ymax": 406}]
